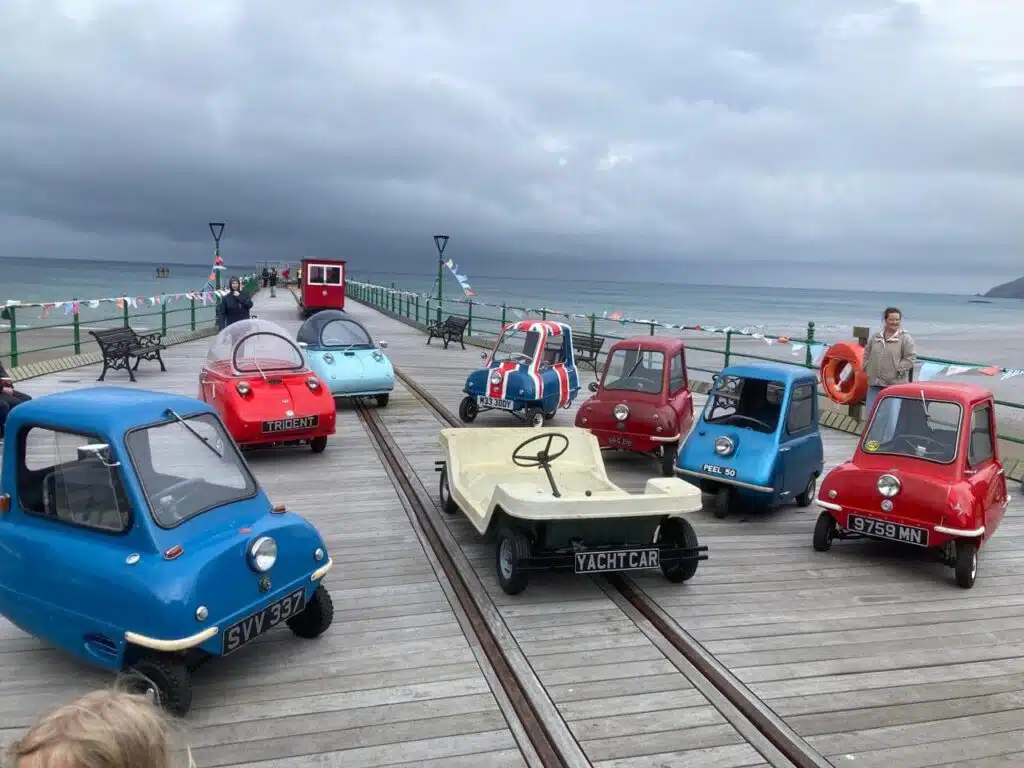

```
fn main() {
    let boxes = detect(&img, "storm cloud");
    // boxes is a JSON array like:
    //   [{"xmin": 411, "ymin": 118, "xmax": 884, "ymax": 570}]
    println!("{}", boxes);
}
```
[{"xmin": 1, "ymin": 0, "xmax": 1023, "ymax": 288}]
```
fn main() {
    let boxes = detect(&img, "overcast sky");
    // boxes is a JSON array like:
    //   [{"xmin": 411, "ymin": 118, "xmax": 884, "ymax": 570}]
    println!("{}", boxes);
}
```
[{"xmin": 2, "ymin": 0, "xmax": 1023, "ymax": 291}]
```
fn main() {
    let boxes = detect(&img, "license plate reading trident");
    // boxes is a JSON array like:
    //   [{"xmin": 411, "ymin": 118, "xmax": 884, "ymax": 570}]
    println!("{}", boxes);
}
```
[
  {"xmin": 575, "ymin": 548, "xmax": 660, "ymax": 574},
  {"xmin": 262, "ymin": 416, "xmax": 319, "ymax": 433},
  {"xmin": 848, "ymin": 514, "xmax": 929, "ymax": 547}
]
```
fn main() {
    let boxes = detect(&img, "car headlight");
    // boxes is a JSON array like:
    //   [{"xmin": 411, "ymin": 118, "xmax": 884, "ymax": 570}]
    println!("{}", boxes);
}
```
[
  {"xmin": 490, "ymin": 371, "xmax": 504, "ymax": 385},
  {"xmin": 323, "ymin": 352, "xmax": 334, "ymax": 364},
  {"xmin": 248, "ymin": 536, "xmax": 278, "ymax": 572},
  {"xmin": 714, "ymin": 436, "xmax": 734, "ymax": 456},
  {"xmin": 236, "ymin": 381, "xmax": 251, "ymax": 395},
  {"xmin": 613, "ymin": 404, "xmax": 629, "ymax": 421},
  {"xmin": 877, "ymin": 474, "xmax": 901, "ymax": 498},
  {"xmin": 307, "ymin": 376, "xmax": 320, "ymax": 390}
]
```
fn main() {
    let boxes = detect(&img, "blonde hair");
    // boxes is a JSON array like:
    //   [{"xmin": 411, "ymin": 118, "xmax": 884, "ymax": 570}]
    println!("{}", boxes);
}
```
[{"xmin": 6, "ymin": 689, "xmax": 194, "ymax": 768}]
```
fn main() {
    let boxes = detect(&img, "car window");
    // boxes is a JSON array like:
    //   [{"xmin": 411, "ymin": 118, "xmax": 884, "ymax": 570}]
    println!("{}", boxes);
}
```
[
  {"xmin": 968, "ymin": 405, "xmax": 994, "ymax": 466},
  {"xmin": 862, "ymin": 396, "xmax": 961, "ymax": 464},
  {"xmin": 321, "ymin": 319, "xmax": 372, "ymax": 347},
  {"xmin": 669, "ymin": 353, "xmax": 686, "ymax": 393},
  {"xmin": 307, "ymin": 265, "xmax": 325, "ymax": 284},
  {"xmin": 19, "ymin": 427, "xmax": 131, "ymax": 533},
  {"xmin": 786, "ymin": 383, "xmax": 815, "ymax": 433},
  {"xmin": 602, "ymin": 349, "xmax": 665, "ymax": 392},
  {"xmin": 541, "ymin": 335, "xmax": 566, "ymax": 366},
  {"xmin": 493, "ymin": 328, "xmax": 540, "ymax": 363},
  {"xmin": 324, "ymin": 266, "xmax": 343, "ymax": 285},
  {"xmin": 703, "ymin": 376, "xmax": 781, "ymax": 433},
  {"xmin": 126, "ymin": 413, "xmax": 257, "ymax": 529}
]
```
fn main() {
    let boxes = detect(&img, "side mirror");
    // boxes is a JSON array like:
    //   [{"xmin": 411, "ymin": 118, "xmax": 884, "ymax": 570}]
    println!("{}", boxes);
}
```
[
  {"xmin": 379, "ymin": 340, "xmax": 388, "ymax": 349},
  {"xmin": 481, "ymin": 351, "xmax": 488, "ymax": 360},
  {"xmin": 711, "ymin": 373, "xmax": 719, "ymax": 383},
  {"xmin": 78, "ymin": 443, "xmax": 120, "ymax": 468},
  {"xmin": 588, "ymin": 381, "xmax": 599, "ymax": 392}
]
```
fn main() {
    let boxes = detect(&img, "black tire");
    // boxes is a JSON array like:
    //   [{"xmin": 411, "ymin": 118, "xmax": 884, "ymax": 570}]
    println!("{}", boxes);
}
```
[
  {"xmin": 954, "ymin": 539, "xmax": 978, "ymax": 589},
  {"xmin": 287, "ymin": 584, "xmax": 335, "ymax": 638},
  {"xmin": 712, "ymin": 487, "xmax": 730, "ymax": 519},
  {"xmin": 524, "ymin": 407, "xmax": 545, "ymax": 428},
  {"xmin": 127, "ymin": 655, "xmax": 192, "ymax": 717},
  {"xmin": 375, "ymin": 393, "xmax": 390, "ymax": 407},
  {"xmin": 438, "ymin": 469, "xmax": 459, "ymax": 515},
  {"xmin": 496, "ymin": 527, "xmax": 531, "ymax": 595},
  {"xmin": 813, "ymin": 511, "xmax": 836, "ymax": 551},
  {"xmin": 796, "ymin": 475, "xmax": 817, "ymax": 507},
  {"xmin": 459, "ymin": 396, "xmax": 478, "ymax": 423},
  {"xmin": 660, "ymin": 516, "xmax": 700, "ymax": 583},
  {"xmin": 310, "ymin": 436, "xmax": 328, "ymax": 453},
  {"xmin": 660, "ymin": 443, "xmax": 678, "ymax": 478}
]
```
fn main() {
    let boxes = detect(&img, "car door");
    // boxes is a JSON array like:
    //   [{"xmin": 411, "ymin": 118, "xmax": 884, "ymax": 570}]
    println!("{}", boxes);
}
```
[
  {"xmin": 667, "ymin": 350, "xmax": 693, "ymax": 438},
  {"xmin": 541, "ymin": 333, "xmax": 571, "ymax": 410},
  {"xmin": 781, "ymin": 383, "xmax": 817, "ymax": 499},
  {"xmin": 965, "ymin": 402, "xmax": 1005, "ymax": 536}
]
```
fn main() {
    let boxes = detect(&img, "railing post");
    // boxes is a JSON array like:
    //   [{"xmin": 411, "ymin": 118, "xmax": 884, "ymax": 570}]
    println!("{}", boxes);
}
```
[
  {"xmin": 8, "ymin": 306, "xmax": 17, "ymax": 368},
  {"xmin": 541, "ymin": 308, "xmax": 548, "ymax": 321},
  {"xmin": 850, "ymin": 325, "xmax": 870, "ymax": 421},
  {"xmin": 190, "ymin": 297, "xmax": 197, "ymax": 331},
  {"xmin": 425, "ymin": 299, "xmax": 431, "ymax": 321},
  {"xmin": 161, "ymin": 299, "xmax": 168, "ymax": 336},
  {"xmin": 589, "ymin": 314, "xmax": 596, "ymax": 346},
  {"xmin": 73, "ymin": 307, "xmax": 81, "ymax": 354},
  {"xmin": 649, "ymin": 321, "xmax": 655, "ymax": 335},
  {"xmin": 723, "ymin": 330, "xmax": 732, "ymax": 367},
  {"xmin": 467, "ymin": 300, "xmax": 473, "ymax": 336},
  {"xmin": 391, "ymin": 283, "xmax": 396, "ymax": 313},
  {"xmin": 415, "ymin": 295, "xmax": 420, "ymax": 323},
  {"xmin": 501, "ymin": 303, "xmax": 507, "ymax": 328},
  {"xmin": 122, "ymin": 300, "xmax": 130, "ymax": 328},
  {"xmin": 805, "ymin": 321, "xmax": 815, "ymax": 368}
]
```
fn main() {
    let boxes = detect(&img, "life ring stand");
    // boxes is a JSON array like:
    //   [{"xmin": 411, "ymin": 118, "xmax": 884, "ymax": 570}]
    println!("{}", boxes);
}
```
[{"xmin": 819, "ymin": 341, "xmax": 868, "ymax": 405}]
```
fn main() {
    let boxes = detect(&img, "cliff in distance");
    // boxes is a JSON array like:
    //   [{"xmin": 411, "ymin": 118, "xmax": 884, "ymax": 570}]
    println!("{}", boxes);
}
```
[{"xmin": 983, "ymin": 276, "xmax": 1024, "ymax": 298}]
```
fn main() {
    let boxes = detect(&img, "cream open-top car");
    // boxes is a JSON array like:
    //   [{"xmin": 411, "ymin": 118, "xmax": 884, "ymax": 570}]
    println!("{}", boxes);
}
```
[{"xmin": 435, "ymin": 426, "xmax": 708, "ymax": 594}]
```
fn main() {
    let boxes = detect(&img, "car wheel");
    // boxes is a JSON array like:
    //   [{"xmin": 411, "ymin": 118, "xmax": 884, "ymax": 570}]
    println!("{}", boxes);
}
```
[
  {"xmin": 796, "ymin": 475, "xmax": 817, "ymax": 507},
  {"xmin": 712, "ymin": 486, "xmax": 731, "ymax": 519},
  {"xmin": 954, "ymin": 539, "xmax": 978, "ymax": 589},
  {"xmin": 660, "ymin": 443, "xmax": 678, "ymax": 478},
  {"xmin": 659, "ymin": 516, "xmax": 700, "ymax": 583},
  {"xmin": 287, "ymin": 584, "xmax": 335, "ymax": 638},
  {"xmin": 459, "ymin": 396, "xmax": 478, "ymax": 423},
  {"xmin": 127, "ymin": 655, "xmax": 192, "ymax": 717},
  {"xmin": 438, "ymin": 470, "xmax": 459, "ymax": 515},
  {"xmin": 310, "ymin": 436, "xmax": 328, "ymax": 453},
  {"xmin": 813, "ymin": 511, "xmax": 836, "ymax": 551},
  {"xmin": 496, "ymin": 527, "xmax": 531, "ymax": 595},
  {"xmin": 375, "ymin": 393, "xmax": 390, "ymax": 407},
  {"xmin": 525, "ymin": 407, "xmax": 545, "ymax": 428}
]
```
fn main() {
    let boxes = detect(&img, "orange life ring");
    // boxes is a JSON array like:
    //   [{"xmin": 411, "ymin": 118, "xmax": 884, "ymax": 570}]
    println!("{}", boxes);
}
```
[{"xmin": 819, "ymin": 341, "xmax": 868, "ymax": 405}]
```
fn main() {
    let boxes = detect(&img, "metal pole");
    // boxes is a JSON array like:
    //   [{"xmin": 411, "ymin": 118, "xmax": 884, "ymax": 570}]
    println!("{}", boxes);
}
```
[
  {"xmin": 209, "ymin": 222, "xmax": 225, "ymax": 292},
  {"xmin": 433, "ymin": 234, "xmax": 449, "ymax": 325}
]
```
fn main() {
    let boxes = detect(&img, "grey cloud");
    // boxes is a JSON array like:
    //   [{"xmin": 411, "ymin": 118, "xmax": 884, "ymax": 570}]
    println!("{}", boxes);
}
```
[{"xmin": 1, "ymin": 0, "xmax": 1022, "ymax": 290}]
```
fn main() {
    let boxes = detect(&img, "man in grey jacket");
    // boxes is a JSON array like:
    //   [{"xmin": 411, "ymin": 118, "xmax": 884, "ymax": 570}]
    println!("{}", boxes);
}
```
[{"xmin": 863, "ymin": 307, "xmax": 916, "ymax": 421}]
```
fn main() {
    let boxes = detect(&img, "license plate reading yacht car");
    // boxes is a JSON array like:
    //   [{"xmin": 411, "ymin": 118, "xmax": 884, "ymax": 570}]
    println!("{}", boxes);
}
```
[
  {"xmin": 574, "ymin": 548, "xmax": 660, "ymax": 574},
  {"xmin": 847, "ymin": 515, "xmax": 929, "ymax": 547},
  {"xmin": 222, "ymin": 589, "xmax": 306, "ymax": 654},
  {"xmin": 478, "ymin": 396, "xmax": 514, "ymax": 410},
  {"xmin": 262, "ymin": 416, "xmax": 319, "ymax": 433},
  {"xmin": 702, "ymin": 463, "xmax": 737, "ymax": 478}
]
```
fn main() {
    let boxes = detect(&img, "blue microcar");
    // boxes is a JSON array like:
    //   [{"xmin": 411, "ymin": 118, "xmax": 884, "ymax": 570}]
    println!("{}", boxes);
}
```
[
  {"xmin": 296, "ymin": 309, "xmax": 394, "ymax": 407},
  {"xmin": 675, "ymin": 363, "xmax": 824, "ymax": 518},
  {"xmin": 0, "ymin": 387, "xmax": 335, "ymax": 716}
]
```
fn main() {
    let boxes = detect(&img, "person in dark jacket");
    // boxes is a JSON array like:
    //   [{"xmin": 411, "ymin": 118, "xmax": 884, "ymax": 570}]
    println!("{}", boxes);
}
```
[
  {"xmin": 269, "ymin": 268, "xmax": 278, "ymax": 297},
  {"xmin": 220, "ymin": 277, "xmax": 253, "ymax": 327},
  {"xmin": 0, "ymin": 360, "xmax": 30, "ymax": 440}
]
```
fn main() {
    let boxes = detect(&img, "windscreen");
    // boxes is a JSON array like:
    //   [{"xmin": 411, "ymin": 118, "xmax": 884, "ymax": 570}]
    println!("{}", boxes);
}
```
[
  {"xmin": 602, "ymin": 348, "xmax": 664, "ymax": 392},
  {"xmin": 862, "ymin": 396, "xmax": 961, "ymax": 463},
  {"xmin": 703, "ymin": 375, "xmax": 783, "ymax": 433}
]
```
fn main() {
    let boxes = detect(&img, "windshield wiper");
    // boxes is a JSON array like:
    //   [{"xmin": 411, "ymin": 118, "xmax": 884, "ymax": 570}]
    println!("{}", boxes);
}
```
[{"xmin": 164, "ymin": 409, "xmax": 224, "ymax": 458}]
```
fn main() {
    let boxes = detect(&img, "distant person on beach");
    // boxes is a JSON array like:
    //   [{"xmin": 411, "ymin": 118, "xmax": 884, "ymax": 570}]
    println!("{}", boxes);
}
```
[
  {"xmin": 219, "ymin": 277, "xmax": 253, "ymax": 329},
  {"xmin": 864, "ymin": 306, "xmax": 916, "ymax": 417},
  {"xmin": 6, "ymin": 689, "xmax": 193, "ymax": 768}
]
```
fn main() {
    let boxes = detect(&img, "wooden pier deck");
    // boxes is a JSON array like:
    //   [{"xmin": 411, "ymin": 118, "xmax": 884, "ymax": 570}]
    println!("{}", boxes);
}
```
[{"xmin": 0, "ymin": 289, "xmax": 1021, "ymax": 767}]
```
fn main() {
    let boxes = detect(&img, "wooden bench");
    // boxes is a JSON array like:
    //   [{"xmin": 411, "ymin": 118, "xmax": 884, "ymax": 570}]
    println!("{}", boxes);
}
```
[
  {"xmin": 573, "ymin": 333, "xmax": 606, "ymax": 374},
  {"xmin": 89, "ymin": 327, "xmax": 167, "ymax": 383},
  {"xmin": 426, "ymin": 316, "xmax": 469, "ymax": 350}
]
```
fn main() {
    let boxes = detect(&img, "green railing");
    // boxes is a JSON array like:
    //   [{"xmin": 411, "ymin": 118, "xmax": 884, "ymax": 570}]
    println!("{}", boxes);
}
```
[
  {"xmin": 2, "ymin": 274, "xmax": 260, "ymax": 368},
  {"xmin": 346, "ymin": 279, "xmax": 1024, "ymax": 446}
]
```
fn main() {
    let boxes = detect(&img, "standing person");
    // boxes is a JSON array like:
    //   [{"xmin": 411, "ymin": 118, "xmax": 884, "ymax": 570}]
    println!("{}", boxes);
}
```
[
  {"xmin": 863, "ymin": 306, "xmax": 916, "ymax": 420},
  {"xmin": 261, "ymin": 267, "xmax": 270, "ymax": 288},
  {"xmin": 0, "ymin": 360, "xmax": 31, "ymax": 437},
  {"xmin": 269, "ymin": 267, "xmax": 278, "ymax": 298},
  {"xmin": 221, "ymin": 277, "xmax": 253, "ymax": 327}
]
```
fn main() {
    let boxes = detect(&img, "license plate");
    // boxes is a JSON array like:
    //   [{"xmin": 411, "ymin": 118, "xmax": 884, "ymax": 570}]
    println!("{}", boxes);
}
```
[
  {"xmin": 574, "ymin": 548, "xmax": 660, "ymax": 574},
  {"xmin": 262, "ymin": 415, "xmax": 319, "ymax": 433},
  {"xmin": 847, "ymin": 514, "xmax": 929, "ymax": 547},
  {"xmin": 222, "ymin": 588, "xmax": 306, "ymax": 655},
  {"xmin": 608, "ymin": 436, "xmax": 633, "ymax": 448},
  {"xmin": 478, "ymin": 396, "xmax": 513, "ymax": 410},
  {"xmin": 702, "ymin": 463, "xmax": 737, "ymax": 478}
]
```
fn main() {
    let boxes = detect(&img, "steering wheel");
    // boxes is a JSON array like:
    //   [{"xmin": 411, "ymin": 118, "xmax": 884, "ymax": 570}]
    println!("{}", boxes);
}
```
[
  {"xmin": 726, "ymin": 415, "xmax": 773, "ymax": 431},
  {"xmin": 897, "ymin": 434, "xmax": 947, "ymax": 453},
  {"xmin": 512, "ymin": 432, "xmax": 570, "ymax": 498},
  {"xmin": 499, "ymin": 352, "xmax": 531, "ymax": 365},
  {"xmin": 154, "ymin": 478, "xmax": 205, "ymax": 522}
]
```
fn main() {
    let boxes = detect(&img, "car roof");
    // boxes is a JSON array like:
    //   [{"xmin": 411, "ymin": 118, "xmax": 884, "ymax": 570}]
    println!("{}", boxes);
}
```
[
  {"xmin": 611, "ymin": 335, "xmax": 684, "ymax": 353},
  {"xmin": 6, "ymin": 387, "xmax": 216, "ymax": 436},
  {"xmin": 296, "ymin": 309, "xmax": 367, "ymax": 346},
  {"xmin": 720, "ymin": 362, "xmax": 815, "ymax": 384},
  {"xmin": 881, "ymin": 381, "xmax": 992, "ymax": 404},
  {"xmin": 507, "ymin": 319, "xmax": 572, "ymax": 335}
]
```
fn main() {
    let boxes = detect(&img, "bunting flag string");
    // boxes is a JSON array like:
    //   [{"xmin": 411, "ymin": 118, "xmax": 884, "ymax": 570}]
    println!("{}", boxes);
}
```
[
  {"xmin": 443, "ymin": 258, "xmax": 475, "ymax": 297},
  {"xmin": 346, "ymin": 279, "xmax": 1024, "ymax": 382}
]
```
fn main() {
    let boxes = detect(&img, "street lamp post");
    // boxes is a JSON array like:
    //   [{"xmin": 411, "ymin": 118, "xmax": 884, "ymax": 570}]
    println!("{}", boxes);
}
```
[
  {"xmin": 433, "ymin": 234, "xmax": 449, "ymax": 325},
  {"xmin": 209, "ymin": 222, "xmax": 225, "ymax": 291}
]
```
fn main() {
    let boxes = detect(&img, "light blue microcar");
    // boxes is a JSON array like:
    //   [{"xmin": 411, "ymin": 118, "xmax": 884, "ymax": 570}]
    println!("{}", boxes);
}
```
[{"xmin": 296, "ymin": 310, "xmax": 394, "ymax": 406}]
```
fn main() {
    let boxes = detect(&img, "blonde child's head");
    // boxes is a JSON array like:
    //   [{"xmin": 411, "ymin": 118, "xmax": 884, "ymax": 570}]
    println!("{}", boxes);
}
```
[{"xmin": 6, "ymin": 689, "xmax": 193, "ymax": 768}]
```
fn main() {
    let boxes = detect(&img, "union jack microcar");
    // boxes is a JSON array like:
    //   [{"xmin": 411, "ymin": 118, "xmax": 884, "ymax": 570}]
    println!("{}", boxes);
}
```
[
  {"xmin": 459, "ymin": 320, "xmax": 580, "ymax": 428},
  {"xmin": 0, "ymin": 388, "xmax": 334, "ymax": 716},
  {"xmin": 813, "ymin": 382, "xmax": 1008, "ymax": 588}
]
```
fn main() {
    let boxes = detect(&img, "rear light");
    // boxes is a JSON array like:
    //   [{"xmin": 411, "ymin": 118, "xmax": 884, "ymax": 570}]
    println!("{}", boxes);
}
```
[
  {"xmin": 164, "ymin": 545, "xmax": 184, "ymax": 561},
  {"xmin": 236, "ymin": 381, "xmax": 251, "ymax": 395},
  {"xmin": 0, "ymin": 494, "xmax": 8, "ymax": 514},
  {"xmin": 307, "ymin": 376, "xmax": 320, "ymax": 390}
]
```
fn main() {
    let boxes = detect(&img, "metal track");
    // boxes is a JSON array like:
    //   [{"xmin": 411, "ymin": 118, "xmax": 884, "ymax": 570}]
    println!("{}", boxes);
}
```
[{"xmin": 387, "ymin": 365, "xmax": 836, "ymax": 768}]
